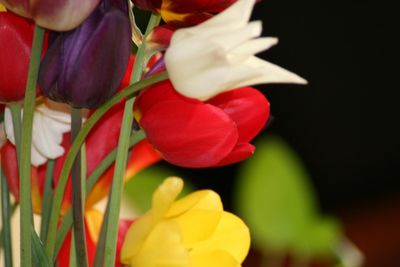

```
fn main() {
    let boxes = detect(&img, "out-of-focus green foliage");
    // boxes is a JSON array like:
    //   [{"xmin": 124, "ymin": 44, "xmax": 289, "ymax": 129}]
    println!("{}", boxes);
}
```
[
  {"xmin": 123, "ymin": 163, "xmax": 194, "ymax": 214},
  {"xmin": 235, "ymin": 135, "xmax": 341, "ymax": 258}
]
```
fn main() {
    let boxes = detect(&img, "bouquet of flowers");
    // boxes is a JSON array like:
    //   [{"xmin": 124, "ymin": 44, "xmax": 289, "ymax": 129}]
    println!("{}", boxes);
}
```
[{"xmin": 0, "ymin": 0, "xmax": 305, "ymax": 266}]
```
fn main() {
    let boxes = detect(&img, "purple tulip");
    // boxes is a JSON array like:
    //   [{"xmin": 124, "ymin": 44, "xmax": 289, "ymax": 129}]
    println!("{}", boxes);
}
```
[{"xmin": 39, "ymin": 0, "xmax": 131, "ymax": 108}]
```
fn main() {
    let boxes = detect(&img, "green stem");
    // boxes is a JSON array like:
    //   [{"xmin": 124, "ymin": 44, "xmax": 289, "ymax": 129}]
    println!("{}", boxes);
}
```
[
  {"xmin": 8, "ymin": 104, "xmax": 22, "ymax": 158},
  {"xmin": 54, "ymin": 131, "xmax": 145, "ymax": 258},
  {"xmin": 70, "ymin": 108, "xmax": 88, "ymax": 267},
  {"xmin": 45, "ymin": 71, "xmax": 167, "ymax": 259},
  {"xmin": 40, "ymin": 160, "xmax": 55, "ymax": 242},
  {"xmin": 1, "ymin": 166, "xmax": 13, "ymax": 267},
  {"xmin": 92, "ymin": 201, "xmax": 110, "ymax": 267},
  {"xmin": 102, "ymin": 13, "xmax": 161, "ymax": 266},
  {"xmin": 19, "ymin": 25, "xmax": 45, "ymax": 267}
]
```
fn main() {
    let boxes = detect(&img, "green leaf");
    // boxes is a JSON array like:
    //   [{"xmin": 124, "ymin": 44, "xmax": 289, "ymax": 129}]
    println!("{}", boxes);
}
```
[
  {"xmin": 235, "ymin": 135, "xmax": 317, "ymax": 251},
  {"xmin": 294, "ymin": 217, "xmax": 341, "ymax": 257},
  {"xmin": 123, "ymin": 163, "xmax": 194, "ymax": 214}
]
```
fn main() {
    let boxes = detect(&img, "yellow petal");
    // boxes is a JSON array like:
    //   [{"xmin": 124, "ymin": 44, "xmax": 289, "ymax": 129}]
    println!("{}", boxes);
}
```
[
  {"xmin": 172, "ymin": 209, "xmax": 222, "ymax": 244},
  {"xmin": 152, "ymin": 177, "xmax": 184, "ymax": 219},
  {"xmin": 191, "ymin": 250, "xmax": 240, "ymax": 267},
  {"xmin": 85, "ymin": 209, "xmax": 104, "ymax": 244},
  {"xmin": 122, "ymin": 177, "xmax": 184, "ymax": 261},
  {"xmin": 189, "ymin": 212, "xmax": 250, "ymax": 264},
  {"xmin": 167, "ymin": 190, "xmax": 223, "ymax": 217},
  {"xmin": 125, "ymin": 221, "xmax": 190, "ymax": 267},
  {"xmin": 166, "ymin": 190, "xmax": 224, "ymax": 243},
  {"xmin": 0, "ymin": 4, "xmax": 6, "ymax": 12},
  {"xmin": 121, "ymin": 213, "xmax": 155, "ymax": 261}
]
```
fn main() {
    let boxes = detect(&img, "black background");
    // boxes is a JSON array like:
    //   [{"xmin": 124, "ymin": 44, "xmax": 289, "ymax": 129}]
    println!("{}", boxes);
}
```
[{"xmin": 168, "ymin": 0, "xmax": 398, "ymax": 213}]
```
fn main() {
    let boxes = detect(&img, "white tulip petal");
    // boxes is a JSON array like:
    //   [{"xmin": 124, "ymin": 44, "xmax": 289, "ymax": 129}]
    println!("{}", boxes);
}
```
[
  {"xmin": 4, "ymin": 102, "xmax": 73, "ymax": 167},
  {"xmin": 231, "ymin": 37, "xmax": 279, "ymax": 57},
  {"xmin": 211, "ymin": 21, "xmax": 262, "ymax": 52},
  {"xmin": 30, "ymin": 146, "xmax": 48, "ymax": 167},
  {"xmin": 235, "ymin": 57, "xmax": 308, "ymax": 87}
]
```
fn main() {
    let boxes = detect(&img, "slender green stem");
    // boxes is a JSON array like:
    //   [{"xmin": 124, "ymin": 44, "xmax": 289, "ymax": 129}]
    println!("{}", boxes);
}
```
[
  {"xmin": 54, "ymin": 131, "xmax": 145, "ymax": 258},
  {"xmin": 19, "ymin": 25, "xmax": 45, "ymax": 267},
  {"xmin": 40, "ymin": 160, "xmax": 55, "ymax": 242},
  {"xmin": 70, "ymin": 108, "xmax": 88, "ymax": 267},
  {"xmin": 8, "ymin": 104, "xmax": 22, "ymax": 157},
  {"xmin": 92, "ymin": 201, "xmax": 110, "ymax": 267},
  {"xmin": 103, "ymin": 13, "xmax": 161, "ymax": 266},
  {"xmin": 31, "ymin": 227, "xmax": 51, "ymax": 267},
  {"xmin": 1, "ymin": 166, "xmax": 13, "ymax": 267},
  {"xmin": 0, "ymin": 203, "xmax": 17, "ymax": 249},
  {"xmin": 45, "ymin": 71, "xmax": 167, "ymax": 259},
  {"xmin": 69, "ymin": 233, "xmax": 78, "ymax": 267}
]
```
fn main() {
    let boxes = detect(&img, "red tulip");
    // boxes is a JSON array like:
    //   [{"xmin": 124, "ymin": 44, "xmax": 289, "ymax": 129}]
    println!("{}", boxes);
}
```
[
  {"xmin": 0, "ymin": 12, "xmax": 34, "ymax": 102},
  {"xmin": 133, "ymin": 0, "xmax": 236, "ymax": 27},
  {"xmin": 134, "ymin": 80, "xmax": 270, "ymax": 168}
]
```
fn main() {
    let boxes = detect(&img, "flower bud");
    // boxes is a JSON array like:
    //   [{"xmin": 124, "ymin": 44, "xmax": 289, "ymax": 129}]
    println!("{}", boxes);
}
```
[{"xmin": 39, "ymin": 0, "xmax": 131, "ymax": 108}]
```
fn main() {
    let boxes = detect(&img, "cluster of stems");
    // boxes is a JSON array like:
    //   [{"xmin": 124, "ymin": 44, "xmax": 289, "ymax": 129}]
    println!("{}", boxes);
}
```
[{"xmin": 0, "ymin": 14, "xmax": 168, "ymax": 266}]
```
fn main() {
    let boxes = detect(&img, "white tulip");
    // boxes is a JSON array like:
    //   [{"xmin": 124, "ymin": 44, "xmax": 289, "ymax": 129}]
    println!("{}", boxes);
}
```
[
  {"xmin": 4, "ymin": 100, "xmax": 73, "ymax": 167},
  {"xmin": 165, "ymin": 0, "xmax": 307, "ymax": 101}
]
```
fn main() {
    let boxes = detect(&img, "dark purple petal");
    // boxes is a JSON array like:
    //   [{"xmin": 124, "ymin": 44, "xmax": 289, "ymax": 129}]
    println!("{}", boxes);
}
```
[{"xmin": 39, "ymin": 1, "xmax": 131, "ymax": 108}]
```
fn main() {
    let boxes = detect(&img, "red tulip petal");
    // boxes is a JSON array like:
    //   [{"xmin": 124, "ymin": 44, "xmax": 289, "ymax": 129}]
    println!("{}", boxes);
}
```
[
  {"xmin": 137, "ymin": 82, "xmax": 238, "ymax": 168},
  {"xmin": 165, "ymin": 0, "xmax": 236, "ymax": 13},
  {"xmin": 116, "ymin": 219, "xmax": 134, "ymax": 267},
  {"xmin": 147, "ymin": 25, "xmax": 174, "ymax": 49},
  {"xmin": 0, "ymin": 141, "xmax": 44, "ymax": 212},
  {"xmin": 0, "ymin": 142, "xmax": 20, "ymax": 199},
  {"xmin": 216, "ymin": 142, "xmax": 255, "ymax": 166},
  {"xmin": 207, "ymin": 87, "xmax": 270, "ymax": 143},
  {"xmin": 0, "ymin": 13, "xmax": 33, "ymax": 102}
]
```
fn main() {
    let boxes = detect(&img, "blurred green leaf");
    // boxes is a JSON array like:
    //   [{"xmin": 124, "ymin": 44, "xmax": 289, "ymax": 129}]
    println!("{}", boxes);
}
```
[
  {"xmin": 235, "ymin": 135, "xmax": 341, "ymax": 257},
  {"xmin": 294, "ymin": 217, "xmax": 341, "ymax": 257},
  {"xmin": 123, "ymin": 163, "xmax": 194, "ymax": 214}
]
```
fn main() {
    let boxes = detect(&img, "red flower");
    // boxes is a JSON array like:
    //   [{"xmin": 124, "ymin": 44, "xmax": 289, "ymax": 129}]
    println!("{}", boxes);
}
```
[
  {"xmin": 133, "ymin": 0, "xmax": 236, "ymax": 27},
  {"xmin": 0, "ymin": 12, "xmax": 34, "ymax": 102},
  {"xmin": 134, "ymin": 80, "xmax": 270, "ymax": 168}
]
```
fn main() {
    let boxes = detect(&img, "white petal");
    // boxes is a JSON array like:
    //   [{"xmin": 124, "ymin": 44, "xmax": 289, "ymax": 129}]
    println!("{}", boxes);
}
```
[
  {"xmin": 230, "ymin": 37, "xmax": 279, "ymax": 58},
  {"xmin": 31, "ymin": 145, "xmax": 48, "ymax": 167},
  {"xmin": 234, "ymin": 56, "xmax": 308, "ymax": 87},
  {"xmin": 211, "ymin": 21, "xmax": 263, "ymax": 52},
  {"xmin": 3, "ymin": 102, "xmax": 73, "ymax": 167}
]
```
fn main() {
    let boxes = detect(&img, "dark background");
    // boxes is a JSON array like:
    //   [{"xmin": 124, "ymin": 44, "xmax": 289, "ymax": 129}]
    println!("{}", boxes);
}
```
[{"xmin": 168, "ymin": 0, "xmax": 398, "ymax": 213}]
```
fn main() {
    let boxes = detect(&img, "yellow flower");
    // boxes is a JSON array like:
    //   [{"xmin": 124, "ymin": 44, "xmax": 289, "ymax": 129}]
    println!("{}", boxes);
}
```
[
  {"xmin": 121, "ymin": 177, "xmax": 250, "ymax": 267},
  {"xmin": 0, "ymin": 4, "xmax": 6, "ymax": 11}
]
